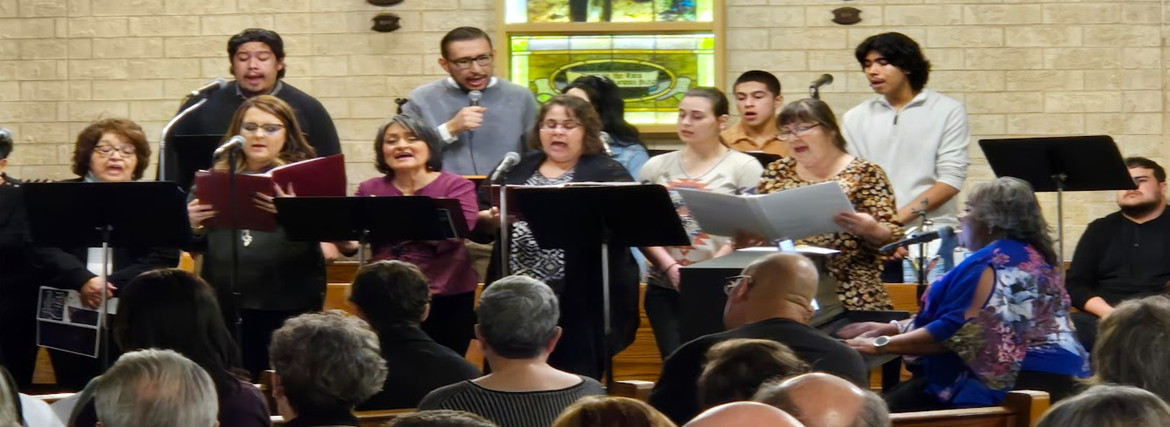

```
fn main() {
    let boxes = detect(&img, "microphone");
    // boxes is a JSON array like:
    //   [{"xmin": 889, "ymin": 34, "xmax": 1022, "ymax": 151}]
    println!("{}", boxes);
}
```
[
  {"xmin": 212, "ymin": 135, "xmax": 247, "ymax": 158},
  {"xmin": 879, "ymin": 226, "xmax": 955, "ymax": 252},
  {"xmin": 810, "ymin": 74, "xmax": 834, "ymax": 90},
  {"xmin": 0, "ymin": 128, "xmax": 11, "ymax": 145},
  {"xmin": 468, "ymin": 90, "xmax": 482, "ymax": 107},
  {"xmin": 490, "ymin": 152, "xmax": 521, "ymax": 182},
  {"xmin": 190, "ymin": 78, "xmax": 228, "ymax": 97}
]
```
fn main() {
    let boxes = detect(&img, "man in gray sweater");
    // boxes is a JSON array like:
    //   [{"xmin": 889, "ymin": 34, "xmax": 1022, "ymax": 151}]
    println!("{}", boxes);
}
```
[{"xmin": 404, "ymin": 27, "xmax": 538, "ymax": 176}]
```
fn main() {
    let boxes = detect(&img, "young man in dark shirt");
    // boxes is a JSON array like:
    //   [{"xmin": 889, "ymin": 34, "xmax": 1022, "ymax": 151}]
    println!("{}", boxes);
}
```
[
  {"xmin": 1067, "ymin": 157, "xmax": 1170, "ymax": 350},
  {"xmin": 161, "ymin": 28, "xmax": 340, "ymax": 190},
  {"xmin": 648, "ymin": 252, "xmax": 867, "ymax": 425}
]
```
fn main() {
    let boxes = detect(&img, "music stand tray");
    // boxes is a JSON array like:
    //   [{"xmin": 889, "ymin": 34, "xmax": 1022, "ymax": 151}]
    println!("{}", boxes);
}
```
[{"xmin": 979, "ymin": 135, "xmax": 1135, "ymax": 264}]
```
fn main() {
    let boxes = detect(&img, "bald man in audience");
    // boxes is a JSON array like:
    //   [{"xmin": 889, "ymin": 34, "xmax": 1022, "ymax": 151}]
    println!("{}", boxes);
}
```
[
  {"xmin": 649, "ymin": 253, "xmax": 867, "ymax": 425},
  {"xmin": 684, "ymin": 402, "xmax": 805, "ymax": 427},
  {"xmin": 754, "ymin": 373, "xmax": 890, "ymax": 427}
]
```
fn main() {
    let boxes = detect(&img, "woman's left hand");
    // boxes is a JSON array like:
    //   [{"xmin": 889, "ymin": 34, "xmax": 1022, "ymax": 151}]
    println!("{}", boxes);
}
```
[
  {"xmin": 254, "ymin": 183, "xmax": 296, "ymax": 214},
  {"xmin": 835, "ymin": 212, "xmax": 882, "ymax": 240},
  {"xmin": 845, "ymin": 336, "xmax": 881, "ymax": 355}
]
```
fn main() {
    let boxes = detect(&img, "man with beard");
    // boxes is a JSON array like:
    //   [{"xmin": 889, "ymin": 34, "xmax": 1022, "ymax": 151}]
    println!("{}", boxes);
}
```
[
  {"xmin": 721, "ymin": 70, "xmax": 786, "ymax": 156},
  {"xmin": 1067, "ymin": 157, "xmax": 1170, "ymax": 349},
  {"xmin": 403, "ymin": 27, "xmax": 537, "ymax": 176}
]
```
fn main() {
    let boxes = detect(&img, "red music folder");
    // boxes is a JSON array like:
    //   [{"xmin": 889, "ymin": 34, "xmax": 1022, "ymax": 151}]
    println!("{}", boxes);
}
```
[{"xmin": 194, "ymin": 154, "xmax": 346, "ymax": 231}]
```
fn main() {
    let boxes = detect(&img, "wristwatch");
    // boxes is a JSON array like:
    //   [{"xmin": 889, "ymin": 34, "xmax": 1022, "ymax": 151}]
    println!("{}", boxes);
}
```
[{"xmin": 872, "ymin": 335, "xmax": 891, "ymax": 353}]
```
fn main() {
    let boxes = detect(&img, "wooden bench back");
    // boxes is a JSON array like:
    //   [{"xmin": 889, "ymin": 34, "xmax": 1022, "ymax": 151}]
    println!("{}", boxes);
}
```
[
  {"xmin": 271, "ymin": 409, "xmax": 415, "ymax": 427},
  {"xmin": 890, "ymin": 390, "xmax": 1050, "ymax": 427}
]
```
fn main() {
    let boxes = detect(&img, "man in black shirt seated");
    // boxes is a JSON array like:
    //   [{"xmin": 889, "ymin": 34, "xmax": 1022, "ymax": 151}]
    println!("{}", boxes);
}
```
[
  {"xmin": 348, "ymin": 260, "xmax": 481, "ymax": 410},
  {"xmin": 162, "ymin": 28, "xmax": 340, "ymax": 188},
  {"xmin": 649, "ymin": 252, "xmax": 867, "ymax": 425},
  {"xmin": 1067, "ymin": 157, "xmax": 1170, "ymax": 350}
]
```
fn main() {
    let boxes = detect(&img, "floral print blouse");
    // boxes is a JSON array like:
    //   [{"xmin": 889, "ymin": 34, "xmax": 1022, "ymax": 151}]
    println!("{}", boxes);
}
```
[
  {"xmin": 917, "ymin": 239, "xmax": 1089, "ymax": 408},
  {"xmin": 758, "ymin": 156, "xmax": 902, "ymax": 310}
]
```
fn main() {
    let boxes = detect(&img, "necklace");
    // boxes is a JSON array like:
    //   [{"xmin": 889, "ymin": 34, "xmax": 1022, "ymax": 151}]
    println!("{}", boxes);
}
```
[{"xmin": 242, "ymin": 230, "xmax": 253, "ymax": 247}]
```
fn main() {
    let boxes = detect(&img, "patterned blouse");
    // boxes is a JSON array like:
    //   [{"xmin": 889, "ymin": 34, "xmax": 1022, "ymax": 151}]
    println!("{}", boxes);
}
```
[
  {"xmin": 757, "ymin": 156, "xmax": 902, "ymax": 310},
  {"xmin": 509, "ymin": 168, "xmax": 576, "ymax": 284},
  {"xmin": 917, "ymin": 239, "xmax": 1089, "ymax": 408}
]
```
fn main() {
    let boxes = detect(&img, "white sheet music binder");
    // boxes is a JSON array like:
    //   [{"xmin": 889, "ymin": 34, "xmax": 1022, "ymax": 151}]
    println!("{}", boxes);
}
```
[{"xmin": 676, "ymin": 181, "xmax": 855, "ymax": 241}]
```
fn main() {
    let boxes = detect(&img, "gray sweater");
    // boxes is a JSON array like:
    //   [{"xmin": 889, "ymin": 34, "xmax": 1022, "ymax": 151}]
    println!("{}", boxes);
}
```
[{"xmin": 403, "ymin": 78, "xmax": 538, "ymax": 176}]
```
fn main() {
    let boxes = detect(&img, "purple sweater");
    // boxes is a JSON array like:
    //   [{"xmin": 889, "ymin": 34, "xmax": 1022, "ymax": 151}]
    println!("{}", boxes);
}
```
[{"xmin": 356, "ymin": 172, "xmax": 479, "ymax": 296}]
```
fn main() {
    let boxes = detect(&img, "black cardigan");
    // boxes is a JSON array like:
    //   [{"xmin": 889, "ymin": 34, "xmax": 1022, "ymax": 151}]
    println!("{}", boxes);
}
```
[{"xmin": 483, "ymin": 151, "xmax": 641, "ymax": 379}]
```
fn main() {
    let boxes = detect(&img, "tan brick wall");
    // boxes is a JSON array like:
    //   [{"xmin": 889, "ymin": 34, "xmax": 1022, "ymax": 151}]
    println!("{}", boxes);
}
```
[{"xmin": 2, "ymin": 0, "xmax": 1167, "ymax": 257}]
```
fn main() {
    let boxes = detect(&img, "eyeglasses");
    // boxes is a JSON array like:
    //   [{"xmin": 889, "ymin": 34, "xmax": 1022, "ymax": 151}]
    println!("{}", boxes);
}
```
[
  {"xmin": 778, "ymin": 123, "xmax": 821, "ymax": 141},
  {"xmin": 724, "ymin": 275, "xmax": 753, "ymax": 295},
  {"xmin": 242, "ymin": 123, "xmax": 285, "ymax": 135},
  {"xmin": 93, "ymin": 144, "xmax": 136, "ymax": 158},
  {"xmin": 539, "ymin": 120, "xmax": 581, "ymax": 132},
  {"xmin": 449, "ymin": 54, "xmax": 493, "ymax": 70}
]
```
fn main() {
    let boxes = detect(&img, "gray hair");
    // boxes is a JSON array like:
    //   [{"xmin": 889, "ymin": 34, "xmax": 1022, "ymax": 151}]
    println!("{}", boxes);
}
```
[
  {"xmin": 0, "ymin": 367, "xmax": 20, "ymax": 427},
  {"xmin": 1037, "ymin": 385, "xmax": 1170, "ymax": 427},
  {"xmin": 966, "ymin": 177, "xmax": 1058, "ymax": 265},
  {"xmin": 388, "ymin": 410, "xmax": 497, "ymax": 427},
  {"xmin": 94, "ymin": 349, "xmax": 218, "ymax": 427},
  {"xmin": 753, "ymin": 375, "xmax": 890, "ymax": 427},
  {"xmin": 478, "ymin": 275, "xmax": 561, "ymax": 359},
  {"xmin": 856, "ymin": 390, "xmax": 891, "ymax": 427},
  {"xmin": 269, "ymin": 311, "xmax": 388, "ymax": 413},
  {"xmin": 1088, "ymin": 295, "xmax": 1170, "ymax": 402}
]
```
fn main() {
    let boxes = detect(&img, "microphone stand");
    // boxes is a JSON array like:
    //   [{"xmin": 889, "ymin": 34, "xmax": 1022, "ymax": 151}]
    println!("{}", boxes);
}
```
[
  {"xmin": 227, "ymin": 148, "xmax": 242, "ymax": 341},
  {"xmin": 498, "ymin": 178, "xmax": 510, "ymax": 277},
  {"xmin": 914, "ymin": 199, "xmax": 931, "ymax": 300},
  {"xmin": 158, "ymin": 96, "xmax": 210, "ymax": 181}
]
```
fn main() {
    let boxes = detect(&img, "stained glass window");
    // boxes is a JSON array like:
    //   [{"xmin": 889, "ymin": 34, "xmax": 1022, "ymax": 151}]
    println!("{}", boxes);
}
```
[{"xmin": 505, "ymin": 0, "xmax": 714, "ymax": 24}]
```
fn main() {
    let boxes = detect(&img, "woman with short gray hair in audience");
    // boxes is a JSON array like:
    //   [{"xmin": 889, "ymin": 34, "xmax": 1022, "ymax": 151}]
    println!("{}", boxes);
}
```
[
  {"xmin": 1086, "ymin": 295, "xmax": 1170, "ymax": 402},
  {"xmin": 1036, "ymin": 385, "xmax": 1170, "ymax": 427},
  {"xmin": 268, "ymin": 312, "xmax": 388, "ymax": 426},
  {"xmin": 419, "ymin": 275, "xmax": 604, "ymax": 427}
]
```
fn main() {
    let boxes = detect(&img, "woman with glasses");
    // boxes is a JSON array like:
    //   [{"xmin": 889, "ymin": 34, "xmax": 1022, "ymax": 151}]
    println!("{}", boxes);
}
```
[
  {"xmin": 478, "ymin": 94, "xmax": 639, "ymax": 379},
  {"xmin": 843, "ymin": 177, "xmax": 1087, "ymax": 411},
  {"xmin": 638, "ymin": 87, "xmax": 764, "ymax": 358},
  {"xmin": 186, "ymin": 95, "xmax": 334, "ymax": 379},
  {"xmin": 756, "ymin": 98, "xmax": 902, "ymax": 311},
  {"xmin": 35, "ymin": 118, "xmax": 181, "ymax": 390}
]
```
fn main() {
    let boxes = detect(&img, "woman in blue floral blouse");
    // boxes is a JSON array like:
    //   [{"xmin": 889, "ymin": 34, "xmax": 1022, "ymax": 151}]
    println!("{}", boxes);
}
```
[{"xmin": 842, "ymin": 176, "xmax": 1089, "ymax": 411}]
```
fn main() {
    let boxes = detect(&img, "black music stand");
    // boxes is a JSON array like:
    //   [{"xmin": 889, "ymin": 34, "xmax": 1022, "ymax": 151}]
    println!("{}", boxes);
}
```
[
  {"xmin": 22, "ymin": 182, "xmax": 189, "ymax": 367},
  {"xmin": 170, "ymin": 134, "xmax": 225, "ymax": 192},
  {"xmin": 274, "ymin": 196, "xmax": 471, "ymax": 266},
  {"xmin": 980, "ymin": 136, "xmax": 1134, "ymax": 265},
  {"xmin": 512, "ymin": 184, "xmax": 689, "ymax": 385}
]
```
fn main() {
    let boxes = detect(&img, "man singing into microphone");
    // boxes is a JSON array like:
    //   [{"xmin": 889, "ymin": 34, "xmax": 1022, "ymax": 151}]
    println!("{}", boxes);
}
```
[
  {"xmin": 402, "ymin": 27, "xmax": 538, "ymax": 177},
  {"xmin": 841, "ymin": 32, "xmax": 970, "ymax": 282},
  {"xmin": 162, "ymin": 28, "xmax": 340, "ymax": 186}
]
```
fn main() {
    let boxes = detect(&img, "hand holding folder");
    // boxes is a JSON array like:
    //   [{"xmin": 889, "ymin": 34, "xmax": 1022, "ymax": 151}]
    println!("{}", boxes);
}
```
[{"xmin": 194, "ymin": 154, "xmax": 346, "ymax": 231}]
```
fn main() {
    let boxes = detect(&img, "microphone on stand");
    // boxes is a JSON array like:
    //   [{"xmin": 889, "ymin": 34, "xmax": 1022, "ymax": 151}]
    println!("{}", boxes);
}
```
[
  {"xmin": 190, "ymin": 78, "xmax": 229, "ymax": 97},
  {"xmin": 880, "ymin": 226, "xmax": 955, "ymax": 252},
  {"xmin": 809, "ymin": 74, "xmax": 834, "ymax": 99},
  {"xmin": 490, "ymin": 152, "xmax": 521, "ymax": 182},
  {"xmin": 212, "ymin": 135, "xmax": 247, "ymax": 158},
  {"xmin": 0, "ymin": 128, "xmax": 12, "ymax": 145}
]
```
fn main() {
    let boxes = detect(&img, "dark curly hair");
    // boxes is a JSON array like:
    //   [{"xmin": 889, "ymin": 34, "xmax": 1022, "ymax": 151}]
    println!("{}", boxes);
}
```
[
  {"xmin": 563, "ymin": 75, "xmax": 645, "ymax": 148},
  {"xmin": 227, "ymin": 28, "xmax": 285, "ymax": 79},
  {"xmin": 528, "ymin": 95, "xmax": 606, "ymax": 156},
  {"xmin": 854, "ymin": 32, "xmax": 931, "ymax": 92},
  {"xmin": 71, "ymin": 118, "xmax": 151, "ymax": 180}
]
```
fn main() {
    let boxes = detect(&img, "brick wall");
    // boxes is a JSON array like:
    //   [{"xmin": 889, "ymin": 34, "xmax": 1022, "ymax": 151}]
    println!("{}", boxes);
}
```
[{"xmin": 2, "ymin": 0, "xmax": 1165, "ymax": 256}]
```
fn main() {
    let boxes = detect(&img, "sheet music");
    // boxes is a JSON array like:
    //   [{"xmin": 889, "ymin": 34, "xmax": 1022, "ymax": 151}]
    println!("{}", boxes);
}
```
[{"xmin": 678, "ymin": 181, "xmax": 855, "ymax": 241}]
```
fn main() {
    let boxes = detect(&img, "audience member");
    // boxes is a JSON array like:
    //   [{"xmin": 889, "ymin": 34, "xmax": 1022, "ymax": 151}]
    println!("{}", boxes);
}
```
[
  {"xmin": 387, "ymin": 411, "xmax": 497, "ymax": 427},
  {"xmin": 563, "ymin": 75, "xmax": 650, "ymax": 177},
  {"xmin": 844, "ymin": 177, "xmax": 1088, "ymax": 411},
  {"xmin": 419, "ymin": 275, "xmax": 604, "ymax": 427},
  {"xmin": 268, "ymin": 312, "xmax": 388, "ymax": 426},
  {"xmin": 753, "ymin": 373, "xmax": 890, "ymax": 427},
  {"xmin": 43, "ymin": 118, "xmax": 181, "ymax": 390},
  {"xmin": 697, "ymin": 339, "xmax": 809, "ymax": 409},
  {"xmin": 72, "ymin": 269, "xmax": 268, "ymax": 427},
  {"xmin": 639, "ymin": 87, "xmax": 763, "ymax": 358},
  {"xmin": 756, "ymin": 98, "xmax": 902, "ymax": 310},
  {"xmin": 1086, "ymin": 295, "xmax": 1170, "ymax": 402},
  {"xmin": 1035, "ymin": 385, "xmax": 1170, "ymax": 427},
  {"xmin": 1067, "ymin": 157, "xmax": 1170, "ymax": 349},
  {"xmin": 349, "ymin": 115, "xmax": 481, "ymax": 356},
  {"xmin": 163, "ymin": 28, "xmax": 340, "ymax": 188},
  {"xmin": 0, "ymin": 366, "xmax": 20, "ymax": 427},
  {"xmin": 553, "ymin": 396, "xmax": 676, "ymax": 427},
  {"xmin": 0, "ymin": 130, "xmax": 40, "ymax": 389},
  {"xmin": 721, "ymin": 70, "xmax": 786, "ymax": 156},
  {"xmin": 649, "ymin": 252, "xmax": 866, "ymax": 425},
  {"xmin": 478, "ymin": 94, "xmax": 640, "ymax": 379},
  {"xmin": 403, "ymin": 26, "xmax": 537, "ymax": 176},
  {"xmin": 683, "ymin": 402, "xmax": 803, "ymax": 427},
  {"xmin": 93, "ymin": 349, "xmax": 218, "ymax": 427},
  {"xmin": 347, "ymin": 261, "xmax": 481, "ymax": 410}
]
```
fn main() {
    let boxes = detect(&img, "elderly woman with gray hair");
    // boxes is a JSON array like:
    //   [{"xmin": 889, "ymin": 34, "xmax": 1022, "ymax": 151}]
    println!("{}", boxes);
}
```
[
  {"xmin": 843, "ymin": 177, "xmax": 1088, "ymax": 411},
  {"xmin": 269, "ymin": 312, "xmax": 388, "ymax": 426},
  {"xmin": 342, "ymin": 114, "xmax": 481, "ymax": 357},
  {"xmin": 419, "ymin": 275, "xmax": 604, "ymax": 427}
]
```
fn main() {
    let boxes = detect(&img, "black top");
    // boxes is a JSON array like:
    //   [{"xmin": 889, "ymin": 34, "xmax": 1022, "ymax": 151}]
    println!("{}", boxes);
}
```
[
  {"xmin": 1066, "ymin": 209, "xmax": 1170, "ymax": 309},
  {"xmin": 418, "ymin": 376, "xmax": 605, "ymax": 427},
  {"xmin": 162, "ymin": 81, "xmax": 341, "ymax": 189},
  {"xmin": 196, "ymin": 225, "xmax": 325, "ymax": 311},
  {"xmin": 357, "ymin": 324, "xmax": 481, "ymax": 410},
  {"xmin": 0, "ymin": 175, "xmax": 37, "ymax": 296},
  {"xmin": 648, "ymin": 318, "xmax": 868, "ymax": 425}
]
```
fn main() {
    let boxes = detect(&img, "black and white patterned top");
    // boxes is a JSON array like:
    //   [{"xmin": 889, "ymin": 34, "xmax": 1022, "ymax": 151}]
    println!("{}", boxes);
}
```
[
  {"xmin": 418, "ymin": 376, "xmax": 605, "ymax": 427},
  {"xmin": 509, "ymin": 168, "xmax": 576, "ymax": 284}
]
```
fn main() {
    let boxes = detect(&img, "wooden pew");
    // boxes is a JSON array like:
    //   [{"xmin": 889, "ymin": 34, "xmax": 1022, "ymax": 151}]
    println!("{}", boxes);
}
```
[
  {"xmin": 271, "ymin": 409, "xmax": 414, "ymax": 427},
  {"xmin": 890, "ymin": 390, "xmax": 1049, "ymax": 427}
]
